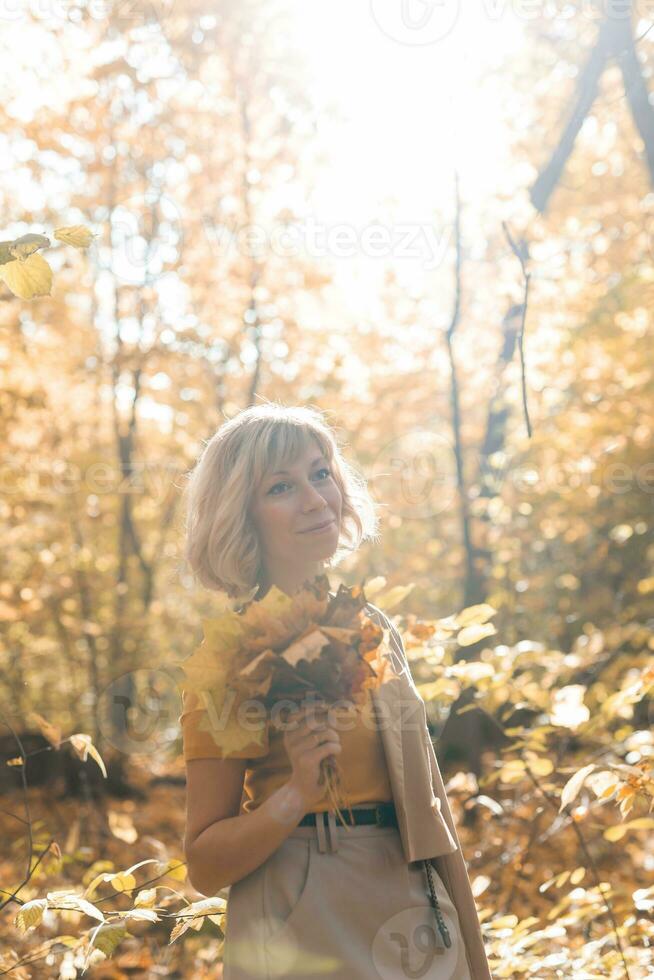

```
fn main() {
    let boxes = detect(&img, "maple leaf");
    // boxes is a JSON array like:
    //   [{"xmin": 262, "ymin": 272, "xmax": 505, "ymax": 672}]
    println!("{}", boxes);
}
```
[{"xmin": 180, "ymin": 573, "xmax": 391, "ymax": 763}]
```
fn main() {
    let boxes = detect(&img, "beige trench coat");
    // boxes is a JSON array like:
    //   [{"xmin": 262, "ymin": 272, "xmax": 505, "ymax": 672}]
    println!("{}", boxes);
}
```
[{"xmin": 364, "ymin": 602, "xmax": 493, "ymax": 979}]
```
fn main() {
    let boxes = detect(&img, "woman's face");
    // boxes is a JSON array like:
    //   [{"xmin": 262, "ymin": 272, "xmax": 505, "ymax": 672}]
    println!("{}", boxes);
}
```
[{"xmin": 249, "ymin": 438, "xmax": 343, "ymax": 587}]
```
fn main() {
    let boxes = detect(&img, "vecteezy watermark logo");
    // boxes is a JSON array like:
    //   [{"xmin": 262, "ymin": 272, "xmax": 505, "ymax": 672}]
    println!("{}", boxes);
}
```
[
  {"xmin": 0, "ymin": 0, "xmax": 177, "ymax": 27},
  {"xmin": 372, "ymin": 904, "xmax": 459, "ymax": 979},
  {"xmin": 201, "ymin": 215, "xmax": 451, "ymax": 272},
  {"xmin": 97, "ymin": 668, "xmax": 181, "ymax": 754},
  {"xmin": 368, "ymin": 430, "xmax": 457, "ymax": 520},
  {"xmin": 369, "ymin": 0, "xmax": 460, "ymax": 46}
]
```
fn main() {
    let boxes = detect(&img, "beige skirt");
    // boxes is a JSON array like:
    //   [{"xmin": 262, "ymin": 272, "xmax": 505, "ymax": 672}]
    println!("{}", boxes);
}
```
[{"xmin": 222, "ymin": 807, "xmax": 472, "ymax": 979}]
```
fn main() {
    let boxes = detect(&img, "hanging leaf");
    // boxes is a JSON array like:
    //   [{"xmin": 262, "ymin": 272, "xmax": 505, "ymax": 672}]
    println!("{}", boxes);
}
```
[
  {"xmin": 376, "ymin": 583, "xmax": 415, "ymax": 611},
  {"xmin": 45, "ymin": 890, "xmax": 104, "ymax": 922},
  {"xmin": 0, "ymin": 252, "xmax": 53, "ymax": 299},
  {"xmin": 0, "ymin": 232, "xmax": 50, "ymax": 264},
  {"xmin": 134, "ymin": 888, "xmax": 158, "ymax": 908},
  {"xmin": 53, "ymin": 224, "xmax": 96, "ymax": 249},
  {"xmin": 559, "ymin": 763, "xmax": 596, "ymax": 812},
  {"xmin": 85, "ymin": 922, "xmax": 127, "ymax": 961},
  {"xmin": 14, "ymin": 899, "xmax": 48, "ymax": 933},
  {"xmin": 457, "ymin": 622, "xmax": 497, "ymax": 647},
  {"xmin": 604, "ymin": 817, "xmax": 654, "ymax": 842},
  {"xmin": 454, "ymin": 603, "xmax": 497, "ymax": 628},
  {"xmin": 525, "ymin": 755, "xmax": 554, "ymax": 777},
  {"xmin": 170, "ymin": 897, "xmax": 226, "ymax": 943},
  {"xmin": 68, "ymin": 733, "xmax": 107, "ymax": 777}
]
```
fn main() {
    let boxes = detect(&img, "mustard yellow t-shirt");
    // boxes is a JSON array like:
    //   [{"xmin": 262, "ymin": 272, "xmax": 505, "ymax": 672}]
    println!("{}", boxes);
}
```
[{"xmin": 179, "ymin": 686, "xmax": 393, "ymax": 813}]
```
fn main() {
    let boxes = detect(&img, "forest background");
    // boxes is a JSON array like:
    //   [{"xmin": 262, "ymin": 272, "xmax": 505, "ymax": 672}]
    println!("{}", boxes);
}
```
[{"xmin": 0, "ymin": 0, "xmax": 653, "ymax": 977}]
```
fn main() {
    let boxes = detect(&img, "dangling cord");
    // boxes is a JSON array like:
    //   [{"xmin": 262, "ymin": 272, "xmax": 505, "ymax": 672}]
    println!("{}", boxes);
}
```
[{"xmin": 423, "ymin": 859, "xmax": 452, "ymax": 948}]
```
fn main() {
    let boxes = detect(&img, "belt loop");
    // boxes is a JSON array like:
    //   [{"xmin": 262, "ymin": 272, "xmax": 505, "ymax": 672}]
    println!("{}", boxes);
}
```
[
  {"xmin": 315, "ymin": 811, "xmax": 328, "ymax": 853},
  {"xmin": 326, "ymin": 809, "xmax": 339, "ymax": 853}
]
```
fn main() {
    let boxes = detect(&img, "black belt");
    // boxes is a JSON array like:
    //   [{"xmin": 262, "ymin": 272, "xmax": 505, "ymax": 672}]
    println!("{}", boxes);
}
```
[{"xmin": 298, "ymin": 802, "xmax": 398, "ymax": 829}]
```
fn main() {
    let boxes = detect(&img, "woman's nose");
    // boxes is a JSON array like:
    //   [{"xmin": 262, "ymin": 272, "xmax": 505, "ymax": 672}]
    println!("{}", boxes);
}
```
[{"xmin": 300, "ymin": 483, "xmax": 327, "ymax": 507}]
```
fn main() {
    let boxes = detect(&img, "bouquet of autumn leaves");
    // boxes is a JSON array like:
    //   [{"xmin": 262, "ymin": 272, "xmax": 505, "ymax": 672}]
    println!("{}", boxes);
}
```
[{"xmin": 180, "ymin": 574, "xmax": 393, "ymax": 824}]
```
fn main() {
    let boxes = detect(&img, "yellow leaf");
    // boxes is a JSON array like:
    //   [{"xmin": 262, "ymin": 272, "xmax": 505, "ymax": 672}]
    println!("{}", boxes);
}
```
[
  {"xmin": 457, "ymin": 622, "xmax": 497, "ymax": 647},
  {"xmin": 488, "ymin": 914, "xmax": 518, "ymax": 930},
  {"xmin": 85, "ymin": 863, "xmax": 149, "ymax": 898},
  {"xmin": 85, "ymin": 872, "xmax": 115, "ymax": 899},
  {"xmin": 53, "ymin": 224, "xmax": 96, "ymax": 249},
  {"xmin": 526, "ymin": 756, "xmax": 554, "ymax": 777},
  {"xmin": 604, "ymin": 824, "xmax": 627, "ymax": 842},
  {"xmin": 122, "ymin": 908, "xmax": 159, "ymax": 923},
  {"xmin": 417, "ymin": 678, "xmax": 457, "ymax": 702},
  {"xmin": 361, "ymin": 576, "xmax": 387, "ymax": 598},
  {"xmin": 106, "ymin": 872, "xmax": 136, "ymax": 894},
  {"xmin": 559, "ymin": 763, "xmax": 596, "ymax": 812},
  {"xmin": 182, "ymin": 634, "xmax": 235, "ymax": 695},
  {"xmin": 134, "ymin": 888, "xmax": 157, "ymax": 907},
  {"xmin": 87, "ymin": 923, "xmax": 126, "ymax": 958},
  {"xmin": 170, "ymin": 896, "xmax": 226, "ymax": 942},
  {"xmin": 375, "ymin": 583, "xmax": 415, "ymax": 611},
  {"xmin": 586, "ymin": 769, "xmax": 620, "ymax": 799},
  {"xmin": 448, "ymin": 661, "xmax": 495, "ymax": 683},
  {"xmin": 454, "ymin": 603, "xmax": 497, "ymax": 629},
  {"xmin": 45, "ymin": 891, "xmax": 104, "ymax": 922},
  {"xmin": 605, "ymin": 817, "xmax": 654, "ymax": 843},
  {"xmin": 170, "ymin": 917, "xmax": 195, "ymax": 942},
  {"xmin": 1, "ymin": 232, "xmax": 50, "ymax": 262},
  {"xmin": 15, "ymin": 899, "xmax": 48, "ymax": 933},
  {"xmin": 160, "ymin": 859, "xmax": 187, "ymax": 882},
  {"xmin": 0, "ymin": 252, "xmax": 52, "ymax": 299},
  {"xmin": 69, "ymin": 733, "xmax": 107, "ymax": 777},
  {"xmin": 499, "ymin": 759, "xmax": 526, "ymax": 783},
  {"xmin": 178, "ymin": 896, "xmax": 226, "ymax": 918}
]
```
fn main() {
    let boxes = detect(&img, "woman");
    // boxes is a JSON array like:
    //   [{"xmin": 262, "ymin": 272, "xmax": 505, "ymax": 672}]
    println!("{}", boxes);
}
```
[{"xmin": 179, "ymin": 402, "xmax": 492, "ymax": 979}]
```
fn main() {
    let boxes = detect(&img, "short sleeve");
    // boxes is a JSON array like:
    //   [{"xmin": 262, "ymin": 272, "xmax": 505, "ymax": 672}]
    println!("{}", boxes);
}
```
[{"xmin": 178, "ymin": 687, "xmax": 270, "ymax": 762}]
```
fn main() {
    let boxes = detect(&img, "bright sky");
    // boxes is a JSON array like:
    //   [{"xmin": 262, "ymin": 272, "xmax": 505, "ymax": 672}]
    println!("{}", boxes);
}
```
[
  {"xmin": 0, "ymin": 0, "xmax": 527, "ymax": 380},
  {"xmin": 286, "ymin": 0, "xmax": 525, "ymax": 315}
]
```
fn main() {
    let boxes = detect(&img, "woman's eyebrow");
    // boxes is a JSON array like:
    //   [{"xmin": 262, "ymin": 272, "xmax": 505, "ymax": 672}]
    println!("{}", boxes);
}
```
[{"xmin": 269, "ymin": 455, "xmax": 326, "ymax": 476}]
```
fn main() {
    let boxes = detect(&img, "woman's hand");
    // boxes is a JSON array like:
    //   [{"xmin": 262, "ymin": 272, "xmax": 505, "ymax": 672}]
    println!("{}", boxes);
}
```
[{"xmin": 283, "ymin": 704, "xmax": 342, "ymax": 812}]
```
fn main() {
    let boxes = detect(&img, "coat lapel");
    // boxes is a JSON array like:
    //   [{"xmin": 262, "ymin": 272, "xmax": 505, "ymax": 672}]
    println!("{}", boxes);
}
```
[
  {"xmin": 366, "ymin": 604, "xmax": 458, "ymax": 862},
  {"xmin": 365, "ymin": 602, "xmax": 494, "ymax": 979}
]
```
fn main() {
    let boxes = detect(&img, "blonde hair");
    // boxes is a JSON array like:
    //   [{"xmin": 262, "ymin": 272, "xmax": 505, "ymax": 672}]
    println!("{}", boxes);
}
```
[{"xmin": 182, "ymin": 402, "xmax": 380, "ymax": 597}]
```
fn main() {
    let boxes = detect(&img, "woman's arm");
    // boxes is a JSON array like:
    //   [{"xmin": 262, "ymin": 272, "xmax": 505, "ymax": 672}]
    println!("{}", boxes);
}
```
[
  {"xmin": 183, "ymin": 758, "xmax": 309, "ymax": 895},
  {"xmin": 183, "ymin": 707, "xmax": 342, "ymax": 895}
]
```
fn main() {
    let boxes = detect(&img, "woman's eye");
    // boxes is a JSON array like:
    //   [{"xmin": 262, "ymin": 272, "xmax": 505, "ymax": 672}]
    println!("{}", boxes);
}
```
[{"xmin": 267, "ymin": 468, "xmax": 331, "ymax": 496}]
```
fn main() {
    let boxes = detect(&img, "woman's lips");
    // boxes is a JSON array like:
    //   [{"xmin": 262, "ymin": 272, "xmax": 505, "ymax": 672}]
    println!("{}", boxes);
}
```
[{"xmin": 299, "ymin": 518, "xmax": 336, "ymax": 534}]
